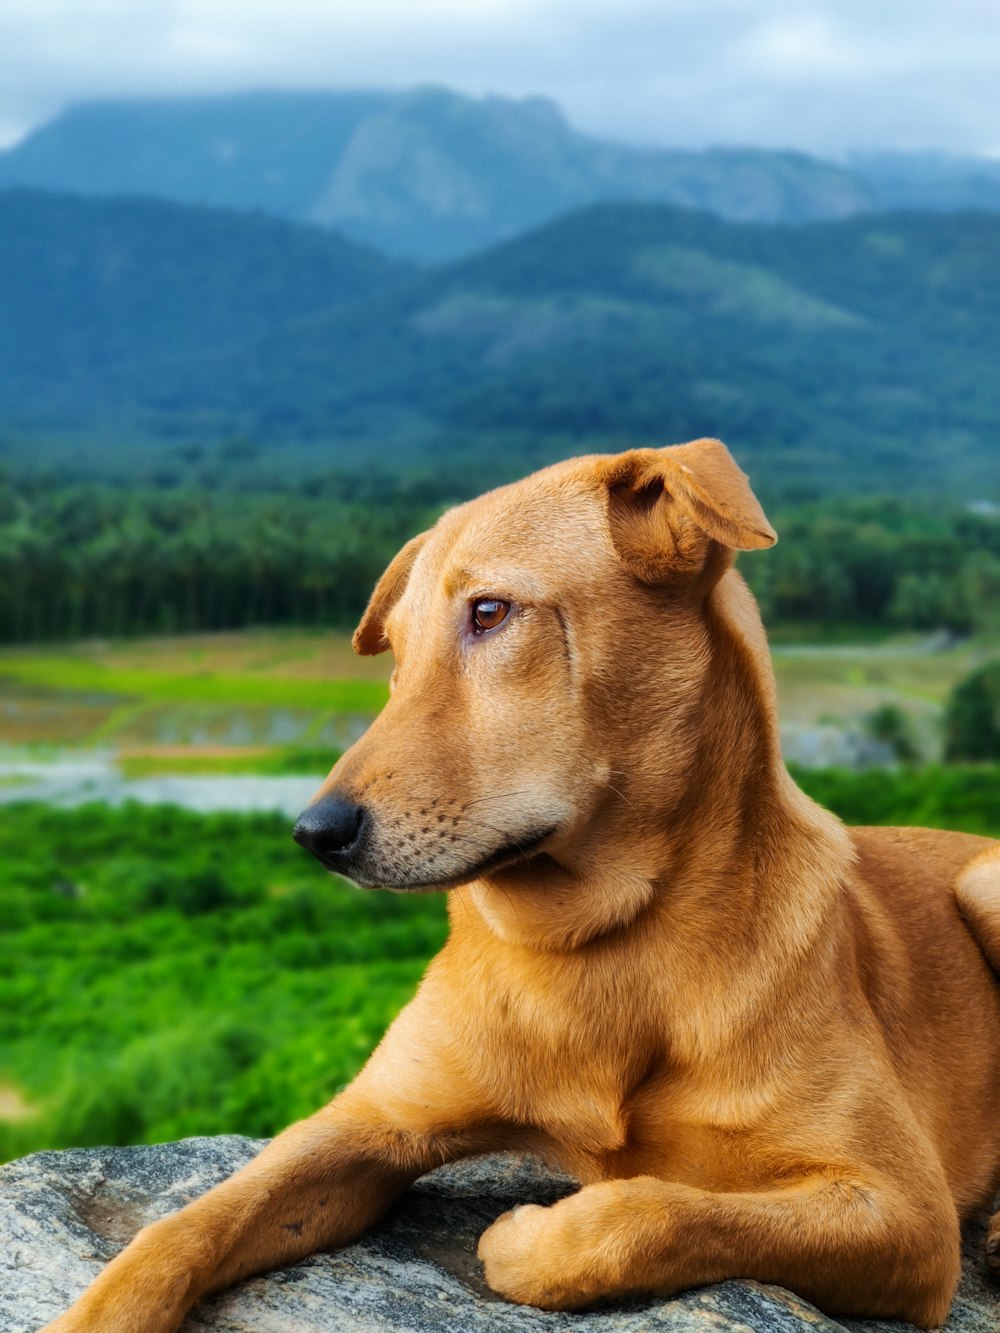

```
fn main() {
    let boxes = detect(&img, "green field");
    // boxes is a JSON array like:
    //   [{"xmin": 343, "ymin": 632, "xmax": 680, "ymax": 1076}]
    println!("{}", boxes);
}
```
[
  {"xmin": 771, "ymin": 638, "xmax": 990, "ymax": 760},
  {"xmin": 0, "ymin": 631, "xmax": 389, "ymax": 755},
  {"xmin": 0, "ymin": 628, "xmax": 991, "ymax": 764}
]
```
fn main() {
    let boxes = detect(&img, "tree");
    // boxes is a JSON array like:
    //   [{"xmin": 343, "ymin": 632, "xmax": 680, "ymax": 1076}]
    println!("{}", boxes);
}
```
[
  {"xmin": 944, "ymin": 662, "xmax": 1000, "ymax": 761},
  {"xmin": 863, "ymin": 704, "xmax": 921, "ymax": 765}
]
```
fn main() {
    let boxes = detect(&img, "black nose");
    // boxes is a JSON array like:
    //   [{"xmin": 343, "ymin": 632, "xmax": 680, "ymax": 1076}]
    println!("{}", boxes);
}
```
[{"xmin": 293, "ymin": 794, "xmax": 367, "ymax": 865}]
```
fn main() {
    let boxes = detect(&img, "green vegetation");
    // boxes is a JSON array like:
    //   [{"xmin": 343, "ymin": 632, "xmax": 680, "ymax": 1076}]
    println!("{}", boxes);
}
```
[
  {"xmin": 0, "ymin": 469, "xmax": 446, "ymax": 642},
  {"xmin": 0, "ymin": 629, "xmax": 391, "ymax": 750},
  {"xmin": 1, "ymin": 774, "xmax": 996, "ymax": 1162},
  {"xmin": 860, "ymin": 704, "xmax": 921, "ymax": 765},
  {"xmin": 0, "ymin": 803, "xmax": 448, "ymax": 1162},
  {"xmin": 793, "ymin": 765, "xmax": 1000, "ymax": 836},
  {"xmin": 749, "ymin": 496, "xmax": 999, "ymax": 635},
  {"xmin": 116, "ymin": 746, "xmax": 342, "ymax": 778},
  {"xmin": 0, "ymin": 656, "xmax": 385, "ymax": 714},
  {"xmin": 945, "ymin": 662, "xmax": 1000, "ymax": 761}
]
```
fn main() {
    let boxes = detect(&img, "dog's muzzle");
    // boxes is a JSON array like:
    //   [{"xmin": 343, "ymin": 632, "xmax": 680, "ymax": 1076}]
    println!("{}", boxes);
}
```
[{"xmin": 293, "ymin": 793, "xmax": 367, "ymax": 872}]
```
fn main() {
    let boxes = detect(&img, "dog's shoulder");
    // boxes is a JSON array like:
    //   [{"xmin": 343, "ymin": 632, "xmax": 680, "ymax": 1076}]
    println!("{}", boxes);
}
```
[
  {"xmin": 849, "ymin": 824, "xmax": 996, "ymax": 888},
  {"xmin": 844, "ymin": 824, "xmax": 999, "ymax": 971}
]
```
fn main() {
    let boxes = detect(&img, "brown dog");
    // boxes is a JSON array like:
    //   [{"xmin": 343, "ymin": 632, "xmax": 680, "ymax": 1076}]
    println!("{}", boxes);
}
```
[{"xmin": 45, "ymin": 440, "xmax": 1000, "ymax": 1332}]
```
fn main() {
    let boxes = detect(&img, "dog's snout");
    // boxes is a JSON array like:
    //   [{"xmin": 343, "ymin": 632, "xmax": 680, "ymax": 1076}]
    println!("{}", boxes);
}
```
[{"xmin": 293, "ymin": 794, "xmax": 367, "ymax": 865}]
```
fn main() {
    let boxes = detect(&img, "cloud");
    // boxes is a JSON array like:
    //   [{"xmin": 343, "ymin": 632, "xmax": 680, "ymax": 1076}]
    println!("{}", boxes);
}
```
[{"xmin": 1, "ymin": 0, "xmax": 998, "ymax": 156}]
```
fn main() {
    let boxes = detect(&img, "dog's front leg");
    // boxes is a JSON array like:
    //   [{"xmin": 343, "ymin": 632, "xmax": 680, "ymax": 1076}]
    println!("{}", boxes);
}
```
[
  {"xmin": 42, "ymin": 1000, "xmax": 494, "ymax": 1333},
  {"xmin": 477, "ymin": 1169, "xmax": 961, "ymax": 1328}
]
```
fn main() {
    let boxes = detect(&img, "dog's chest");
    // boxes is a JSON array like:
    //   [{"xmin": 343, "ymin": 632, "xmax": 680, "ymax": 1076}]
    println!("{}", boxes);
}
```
[
  {"xmin": 473, "ymin": 971, "xmax": 652, "ymax": 1155},
  {"xmin": 453, "ymin": 931, "xmax": 776, "ymax": 1185},
  {"xmin": 482, "ymin": 996, "xmax": 775, "ymax": 1187},
  {"xmin": 531, "ymin": 1071, "xmax": 774, "ymax": 1190}
]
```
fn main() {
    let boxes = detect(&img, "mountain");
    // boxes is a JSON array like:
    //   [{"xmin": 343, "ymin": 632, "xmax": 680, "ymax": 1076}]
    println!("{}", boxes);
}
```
[
  {"xmin": 851, "ymin": 151, "xmax": 1000, "ymax": 213},
  {"xmin": 0, "ymin": 189, "xmax": 997, "ymax": 497},
  {"xmin": 0, "ymin": 189, "xmax": 409, "ymax": 435},
  {"xmin": 0, "ymin": 89, "xmax": 874, "ymax": 261}
]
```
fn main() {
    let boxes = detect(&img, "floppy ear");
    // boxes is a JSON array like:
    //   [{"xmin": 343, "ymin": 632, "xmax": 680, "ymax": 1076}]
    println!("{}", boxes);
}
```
[
  {"xmin": 599, "ymin": 438, "xmax": 776, "ymax": 584},
  {"xmin": 352, "ymin": 530, "xmax": 430, "ymax": 656}
]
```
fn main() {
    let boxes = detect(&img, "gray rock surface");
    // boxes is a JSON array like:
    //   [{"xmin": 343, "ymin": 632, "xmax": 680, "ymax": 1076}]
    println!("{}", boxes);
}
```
[{"xmin": 1, "ymin": 1135, "xmax": 997, "ymax": 1332}]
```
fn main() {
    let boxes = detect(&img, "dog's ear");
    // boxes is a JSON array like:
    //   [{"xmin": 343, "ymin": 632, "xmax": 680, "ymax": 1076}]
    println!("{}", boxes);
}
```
[
  {"xmin": 352, "ymin": 530, "xmax": 430, "ymax": 656},
  {"xmin": 599, "ymin": 438, "xmax": 776, "ymax": 583}
]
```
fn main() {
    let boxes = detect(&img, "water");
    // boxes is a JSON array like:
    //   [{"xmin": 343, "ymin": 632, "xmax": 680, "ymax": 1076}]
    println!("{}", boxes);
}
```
[{"xmin": 0, "ymin": 754, "xmax": 323, "ymax": 816}]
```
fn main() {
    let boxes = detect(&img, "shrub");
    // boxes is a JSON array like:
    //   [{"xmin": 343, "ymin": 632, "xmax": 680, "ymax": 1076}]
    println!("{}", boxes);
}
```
[{"xmin": 944, "ymin": 662, "xmax": 1000, "ymax": 761}]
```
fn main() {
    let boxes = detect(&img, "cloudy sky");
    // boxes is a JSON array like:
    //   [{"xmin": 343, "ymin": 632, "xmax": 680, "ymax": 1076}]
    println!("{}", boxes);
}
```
[{"xmin": 1, "ymin": 0, "xmax": 998, "ymax": 158}]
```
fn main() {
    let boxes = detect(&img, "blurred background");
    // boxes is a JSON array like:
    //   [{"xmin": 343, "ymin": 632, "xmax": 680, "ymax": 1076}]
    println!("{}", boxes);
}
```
[{"xmin": 0, "ymin": 0, "xmax": 997, "ymax": 1156}]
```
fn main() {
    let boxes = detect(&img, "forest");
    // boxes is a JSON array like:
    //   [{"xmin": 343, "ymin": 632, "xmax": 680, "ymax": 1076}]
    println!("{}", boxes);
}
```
[{"xmin": 1, "ymin": 467, "xmax": 997, "ymax": 643}]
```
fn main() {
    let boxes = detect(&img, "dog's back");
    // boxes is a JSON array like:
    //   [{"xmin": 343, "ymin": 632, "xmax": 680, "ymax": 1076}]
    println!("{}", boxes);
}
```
[{"xmin": 846, "ymin": 825, "xmax": 1000, "ymax": 1216}]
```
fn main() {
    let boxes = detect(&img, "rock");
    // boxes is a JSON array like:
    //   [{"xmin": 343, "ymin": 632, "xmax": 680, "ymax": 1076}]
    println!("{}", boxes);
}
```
[{"xmin": 1, "ymin": 1136, "xmax": 997, "ymax": 1332}]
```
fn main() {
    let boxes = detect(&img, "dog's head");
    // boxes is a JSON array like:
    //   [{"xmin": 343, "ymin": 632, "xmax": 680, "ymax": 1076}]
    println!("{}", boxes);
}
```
[{"xmin": 294, "ymin": 439, "xmax": 775, "ymax": 902}]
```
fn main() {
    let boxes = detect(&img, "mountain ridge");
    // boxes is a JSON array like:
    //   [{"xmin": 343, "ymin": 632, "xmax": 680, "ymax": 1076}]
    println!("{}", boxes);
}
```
[
  {"xmin": 3, "ymin": 88, "xmax": 999, "ymax": 264},
  {"xmin": 0, "ymin": 88, "xmax": 875, "ymax": 261}
]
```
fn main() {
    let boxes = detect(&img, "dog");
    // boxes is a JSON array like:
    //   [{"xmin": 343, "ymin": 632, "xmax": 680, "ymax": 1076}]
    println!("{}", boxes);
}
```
[{"xmin": 45, "ymin": 439, "xmax": 1000, "ymax": 1332}]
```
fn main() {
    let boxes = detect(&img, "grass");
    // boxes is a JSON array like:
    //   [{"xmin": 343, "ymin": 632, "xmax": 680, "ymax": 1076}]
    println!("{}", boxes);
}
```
[
  {"xmin": 793, "ymin": 765, "xmax": 1000, "ymax": 837},
  {"xmin": 117, "ymin": 746, "xmax": 340, "ymax": 778},
  {"xmin": 0, "ymin": 654, "xmax": 387, "ymax": 712},
  {"xmin": 0, "ymin": 631, "xmax": 389, "ymax": 752},
  {"xmin": 1, "ymin": 629, "xmax": 394, "ymax": 680}
]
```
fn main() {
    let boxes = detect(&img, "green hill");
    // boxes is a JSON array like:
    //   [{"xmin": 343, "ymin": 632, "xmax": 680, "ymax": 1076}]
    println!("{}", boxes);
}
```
[
  {"xmin": 0, "ymin": 191, "xmax": 997, "ymax": 498},
  {"xmin": 0, "ymin": 189, "xmax": 409, "ymax": 441},
  {"xmin": 400, "ymin": 204, "xmax": 1000, "ymax": 492}
]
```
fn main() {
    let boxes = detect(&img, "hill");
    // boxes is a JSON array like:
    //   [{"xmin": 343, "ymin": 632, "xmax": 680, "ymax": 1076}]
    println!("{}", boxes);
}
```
[
  {"xmin": 0, "ymin": 89, "xmax": 873, "ymax": 261},
  {"xmin": 397, "ymin": 204, "xmax": 1000, "ymax": 492},
  {"xmin": 0, "ymin": 189, "xmax": 409, "ymax": 445},
  {"xmin": 0, "ymin": 190, "xmax": 997, "ymax": 498}
]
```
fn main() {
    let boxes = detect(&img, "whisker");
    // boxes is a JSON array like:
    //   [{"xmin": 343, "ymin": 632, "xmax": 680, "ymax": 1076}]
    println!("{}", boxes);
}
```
[
  {"xmin": 482, "ymin": 871, "xmax": 521, "ymax": 920},
  {"xmin": 606, "ymin": 782, "xmax": 638, "ymax": 814},
  {"xmin": 462, "ymin": 790, "xmax": 535, "ymax": 810}
]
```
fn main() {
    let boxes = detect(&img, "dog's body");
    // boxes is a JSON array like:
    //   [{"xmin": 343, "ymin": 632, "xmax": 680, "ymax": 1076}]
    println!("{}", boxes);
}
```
[{"xmin": 46, "ymin": 441, "xmax": 1000, "ymax": 1332}]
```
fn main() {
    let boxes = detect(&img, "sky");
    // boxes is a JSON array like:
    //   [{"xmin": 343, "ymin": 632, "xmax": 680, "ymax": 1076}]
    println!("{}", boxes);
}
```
[{"xmin": 1, "ymin": 0, "xmax": 998, "ymax": 159}]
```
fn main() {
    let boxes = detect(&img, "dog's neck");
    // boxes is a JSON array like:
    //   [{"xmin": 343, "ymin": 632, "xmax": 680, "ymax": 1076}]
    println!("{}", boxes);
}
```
[{"xmin": 460, "ymin": 569, "xmax": 852, "ymax": 957}]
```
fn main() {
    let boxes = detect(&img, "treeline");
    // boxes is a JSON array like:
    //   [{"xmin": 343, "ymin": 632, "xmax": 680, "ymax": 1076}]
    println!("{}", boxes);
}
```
[
  {"xmin": 0, "ymin": 471, "xmax": 447, "ymax": 643},
  {"xmin": 747, "ymin": 496, "xmax": 1000, "ymax": 635},
  {"xmin": 1, "ymin": 471, "xmax": 997, "ymax": 643}
]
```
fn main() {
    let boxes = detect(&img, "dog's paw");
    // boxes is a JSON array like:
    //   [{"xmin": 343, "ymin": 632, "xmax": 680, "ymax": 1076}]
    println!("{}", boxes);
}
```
[
  {"xmin": 477, "ymin": 1191, "xmax": 627, "ymax": 1311},
  {"xmin": 478, "ymin": 1202, "xmax": 572, "ymax": 1309}
]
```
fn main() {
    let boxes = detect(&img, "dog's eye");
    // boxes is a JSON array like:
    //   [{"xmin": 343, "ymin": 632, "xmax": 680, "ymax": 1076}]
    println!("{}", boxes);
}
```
[{"xmin": 471, "ymin": 598, "xmax": 510, "ymax": 633}]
